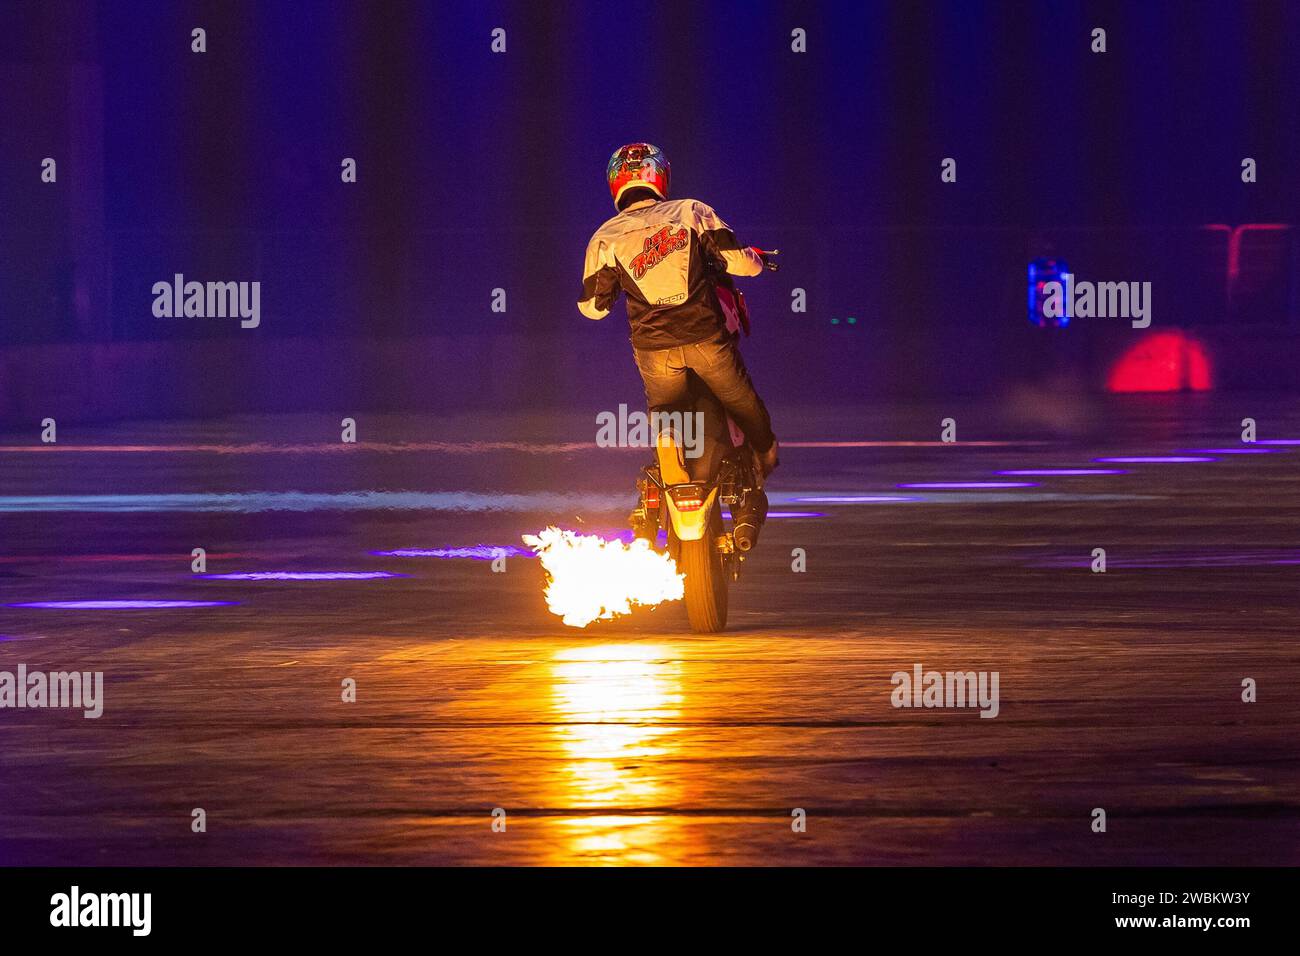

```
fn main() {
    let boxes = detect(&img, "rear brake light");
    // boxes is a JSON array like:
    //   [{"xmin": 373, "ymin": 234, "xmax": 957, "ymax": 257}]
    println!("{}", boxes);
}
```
[
  {"xmin": 644, "ymin": 486, "xmax": 660, "ymax": 508},
  {"xmin": 668, "ymin": 487, "xmax": 706, "ymax": 511}
]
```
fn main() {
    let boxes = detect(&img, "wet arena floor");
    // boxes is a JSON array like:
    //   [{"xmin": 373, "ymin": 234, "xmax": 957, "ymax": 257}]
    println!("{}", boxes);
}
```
[{"xmin": 1, "ymin": 395, "xmax": 1298, "ymax": 865}]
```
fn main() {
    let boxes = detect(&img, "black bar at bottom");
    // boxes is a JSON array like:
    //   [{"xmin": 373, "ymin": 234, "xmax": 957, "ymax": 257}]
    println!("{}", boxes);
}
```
[{"xmin": 0, "ymin": 866, "xmax": 1288, "ymax": 942}]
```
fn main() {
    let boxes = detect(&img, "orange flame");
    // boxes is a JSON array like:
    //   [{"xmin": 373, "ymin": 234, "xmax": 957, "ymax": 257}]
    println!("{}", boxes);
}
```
[{"xmin": 522, "ymin": 527, "xmax": 684, "ymax": 628}]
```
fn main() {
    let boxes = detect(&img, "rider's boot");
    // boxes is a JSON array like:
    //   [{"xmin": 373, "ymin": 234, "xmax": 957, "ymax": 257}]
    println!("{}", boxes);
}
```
[{"xmin": 656, "ymin": 428, "xmax": 691, "ymax": 486}]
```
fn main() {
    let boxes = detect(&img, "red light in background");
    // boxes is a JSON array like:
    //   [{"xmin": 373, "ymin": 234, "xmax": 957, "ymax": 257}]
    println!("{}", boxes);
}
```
[{"xmin": 1107, "ymin": 330, "xmax": 1212, "ymax": 393}]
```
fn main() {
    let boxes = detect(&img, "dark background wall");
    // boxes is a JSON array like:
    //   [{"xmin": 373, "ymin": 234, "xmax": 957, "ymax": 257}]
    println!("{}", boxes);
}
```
[{"xmin": 1, "ymin": 0, "xmax": 1298, "ymax": 423}]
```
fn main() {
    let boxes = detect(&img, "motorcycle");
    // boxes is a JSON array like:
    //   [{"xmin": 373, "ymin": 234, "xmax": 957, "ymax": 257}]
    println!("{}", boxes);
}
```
[{"xmin": 629, "ymin": 250, "xmax": 779, "ymax": 632}]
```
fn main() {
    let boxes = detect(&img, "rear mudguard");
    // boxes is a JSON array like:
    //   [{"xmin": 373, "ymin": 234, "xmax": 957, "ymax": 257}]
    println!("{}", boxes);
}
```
[
  {"xmin": 664, "ymin": 488, "xmax": 719, "ymax": 542},
  {"xmin": 654, "ymin": 403, "xmax": 724, "ymax": 543}
]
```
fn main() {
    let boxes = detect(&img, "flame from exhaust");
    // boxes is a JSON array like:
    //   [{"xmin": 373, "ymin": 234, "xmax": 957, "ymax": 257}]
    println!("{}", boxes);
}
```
[{"xmin": 522, "ymin": 527, "xmax": 684, "ymax": 628}]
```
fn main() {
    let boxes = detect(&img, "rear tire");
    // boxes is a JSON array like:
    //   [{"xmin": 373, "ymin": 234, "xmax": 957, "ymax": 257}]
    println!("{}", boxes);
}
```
[{"xmin": 678, "ymin": 512, "xmax": 728, "ymax": 633}]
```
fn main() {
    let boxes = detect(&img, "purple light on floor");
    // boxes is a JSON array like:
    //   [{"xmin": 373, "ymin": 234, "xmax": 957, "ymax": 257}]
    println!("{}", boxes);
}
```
[
  {"xmin": 791, "ymin": 495, "xmax": 921, "ymax": 503},
  {"xmin": 1094, "ymin": 456, "xmax": 1215, "ymax": 463},
  {"xmin": 1256, "ymin": 439, "xmax": 1300, "ymax": 445},
  {"xmin": 1180, "ymin": 448, "xmax": 1277, "ymax": 455},
  {"xmin": 995, "ymin": 469, "xmax": 1127, "ymax": 476},
  {"xmin": 896, "ymin": 481, "xmax": 1039, "ymax": 489},
  {"xmin": 766, "ymin": 511, "xmax": 826, "ymax": 518},
  {"xmin": 371, "ymin": 546, "xmax": 532, "ymax": 560},
  {"xmin": 196, "ymin": 571, "xmax": 407, "ymax": 581},
  {"xmin": 7, "ymin": 600, "xmax": 238, "ymax": 609}
]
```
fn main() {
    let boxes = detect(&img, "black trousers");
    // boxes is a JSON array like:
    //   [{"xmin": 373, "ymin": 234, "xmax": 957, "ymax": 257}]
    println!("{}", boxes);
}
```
[{"xmin": 632, "ymin": 330, "xmax": 776, "ymax": 453}]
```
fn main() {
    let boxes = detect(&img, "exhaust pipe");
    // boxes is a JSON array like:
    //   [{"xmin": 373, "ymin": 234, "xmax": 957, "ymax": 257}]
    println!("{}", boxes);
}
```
[
  {"xmin": 731, "ymin": 489, "xmax": 768, "ymax": 552},
  {"xmin": 733, "ymin": 519, "xmax": 759, "ymax": 552}
]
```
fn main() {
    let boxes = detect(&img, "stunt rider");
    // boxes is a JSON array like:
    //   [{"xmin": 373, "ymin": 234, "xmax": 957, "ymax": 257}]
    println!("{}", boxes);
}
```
[{"xmin": 578, "ymin": 142, "xmax": 780, "ymax": 499}]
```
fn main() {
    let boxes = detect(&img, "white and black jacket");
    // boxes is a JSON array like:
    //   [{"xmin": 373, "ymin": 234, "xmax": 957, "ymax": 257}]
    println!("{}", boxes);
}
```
[{"xmin": 578, "ymin": 197, "xmax": 764, "ymax": 350}]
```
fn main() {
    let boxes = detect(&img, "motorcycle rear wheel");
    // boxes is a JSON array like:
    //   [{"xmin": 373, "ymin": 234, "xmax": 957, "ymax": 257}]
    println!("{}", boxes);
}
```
[{"xmin": 679, "ymin": 511, "xmax": 728, "ymax": 633}]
